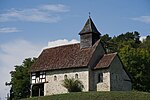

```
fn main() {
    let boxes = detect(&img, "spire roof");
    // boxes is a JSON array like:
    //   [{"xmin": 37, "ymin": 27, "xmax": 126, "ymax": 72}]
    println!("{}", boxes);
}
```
[{"xmin": 79, "ymin": 16, "xmax": 101, "ymax": 35}]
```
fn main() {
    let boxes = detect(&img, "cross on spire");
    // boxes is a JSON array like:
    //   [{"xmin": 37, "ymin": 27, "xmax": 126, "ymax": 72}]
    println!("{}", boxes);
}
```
[{"xmin": 89, "ymin": 12, "xmax": 91, "ymax": 18}]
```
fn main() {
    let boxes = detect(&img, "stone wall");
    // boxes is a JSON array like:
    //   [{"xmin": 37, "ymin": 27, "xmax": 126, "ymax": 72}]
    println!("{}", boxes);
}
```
[
  {"xmin": 94, "ymin": 69, "xmax": 110, "ymax": 91},
  {"xmin": 44, "ymin": 68, "xmax": 89, "ymax": 95},
  {"xmin": 109, "ymin": 56, "xmax": 132, "ymax": 91}
]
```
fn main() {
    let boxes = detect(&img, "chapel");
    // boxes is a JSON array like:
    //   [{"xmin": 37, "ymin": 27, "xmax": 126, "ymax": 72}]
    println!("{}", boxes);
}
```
[{"xmin": 30, "ymin": 16, "xmax": 132, "ymax": 96}]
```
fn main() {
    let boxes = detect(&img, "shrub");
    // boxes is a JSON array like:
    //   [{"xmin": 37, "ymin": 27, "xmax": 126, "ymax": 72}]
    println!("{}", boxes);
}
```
[{"xmin": 62, "ymin": 78, "xmax": 84, "ymax": 92}]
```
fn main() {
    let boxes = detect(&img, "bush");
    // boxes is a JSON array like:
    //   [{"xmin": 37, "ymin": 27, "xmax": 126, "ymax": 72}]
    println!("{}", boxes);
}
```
[{"xmin": 62, "ymin": 78, "xmax": 84, "ymax": 92}]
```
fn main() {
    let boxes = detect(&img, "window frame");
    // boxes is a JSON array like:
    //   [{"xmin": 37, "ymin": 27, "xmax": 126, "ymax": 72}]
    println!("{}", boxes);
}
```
[
  {"xmin": 75, "ymin": 74, "xmax": 78, "ymax": 79},
  {"xmin": 54, "ymin": 75, "xmax": 57, "ymax": 81},
  {"xmin": 98, "ymin": 73, "xmax": 103, "ymax": 83},
  {"xmin": 64, "ymin": 75, "xmax": 67, "ymax": 79}
]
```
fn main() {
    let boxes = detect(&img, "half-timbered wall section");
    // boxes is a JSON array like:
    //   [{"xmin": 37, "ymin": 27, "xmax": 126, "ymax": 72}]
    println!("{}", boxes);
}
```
[{"xmin": 31, "ymin": 71, "xmax": 46, "ymax": 84}]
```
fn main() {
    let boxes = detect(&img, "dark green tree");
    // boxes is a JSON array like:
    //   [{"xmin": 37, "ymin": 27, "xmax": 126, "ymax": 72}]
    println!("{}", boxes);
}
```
[
  {"xmin": 141, "ymin": 35, "xmax": 150, "ymax": 52},
  {"xmin": 134, "ymin": 31, "xmax": 141, "ymax": 43},
  {"xmin": 108, "ymin": 32, "xmax": 141, "ymax": 52},
  {"xmin": 101, "ymin": 34, "xmax": 117, "ymax": 53},
  {"xmin": 9, "ymin": 58, "xmax": 36, "ymax": 100},
  {"xmin": 119, "ymin": 46, "xmax": 150, "ymax": 91}
]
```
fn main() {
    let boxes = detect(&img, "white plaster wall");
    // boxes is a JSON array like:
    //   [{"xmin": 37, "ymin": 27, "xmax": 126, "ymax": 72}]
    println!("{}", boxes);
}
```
[
  {"xmin": 44, "ymin": 68, "xmax": 89, "ymax": 95},
  {"xmin": 93, "ymin": 69, "xmax": 110, "ymax": 91},
  {"xmin": 110, "ymin": 56, "xmax": 132, "ymax": 91}
]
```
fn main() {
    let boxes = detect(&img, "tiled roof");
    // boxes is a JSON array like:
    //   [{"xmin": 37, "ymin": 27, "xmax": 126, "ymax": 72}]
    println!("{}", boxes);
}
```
[
  {"xmin": 30, "ymin": 39, "xmax": 117, "ymax": 72},
  {"xmin": 30, "ymin": 41, "xmax": 100, "ymax": 72},
  {"xmin": 79, "ymin": 17, "xmax": 101, "ymax": 35},
  {"xmin": 94, "ymin": 53, "xmax": 117, "ymax": 69}
]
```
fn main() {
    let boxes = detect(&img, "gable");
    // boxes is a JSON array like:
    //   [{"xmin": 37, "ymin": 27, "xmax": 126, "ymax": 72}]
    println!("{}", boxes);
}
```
[
  {"xmin": 94, "ymin": 53, "xmax": 117, "ymax": 69},
  {"xmin": 109, "ymin": 55, "xmax": 131, "ymax": 81},
  {"xmin": 94, "ymin": 53, "xmax": 131, "ymax": 81}
]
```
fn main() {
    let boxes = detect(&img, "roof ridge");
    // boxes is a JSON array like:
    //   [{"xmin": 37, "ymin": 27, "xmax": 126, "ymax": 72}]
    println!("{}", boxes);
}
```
[
  {"xmin": 105, "ymin": 52, "xmax": 117, "ymax": 55},
  {"xmin": 92, "ymin": 39, "xmax": 100, "ymax": 48},
  {"xmin": 94, "ymin": 52, "xmax": 117, "ymax": 69},
  {"xmin": 44, "ymin": 43, "xmax": 80, "ymax": 50},
  {"xmin": 89, "ymin": 17, "xmax": 92, "ymax": 32}
]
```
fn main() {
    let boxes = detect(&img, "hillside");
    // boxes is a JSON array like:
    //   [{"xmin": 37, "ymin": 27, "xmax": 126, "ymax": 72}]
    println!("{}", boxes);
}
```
[{"xmin": 24, "ymin": 91, "xmax": 150, "ymax": 100}]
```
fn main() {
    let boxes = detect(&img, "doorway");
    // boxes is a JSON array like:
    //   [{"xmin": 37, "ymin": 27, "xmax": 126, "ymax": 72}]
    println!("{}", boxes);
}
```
[{"xmin": 32, "ymin": 83, "xmax": 44, "ymax": 97}]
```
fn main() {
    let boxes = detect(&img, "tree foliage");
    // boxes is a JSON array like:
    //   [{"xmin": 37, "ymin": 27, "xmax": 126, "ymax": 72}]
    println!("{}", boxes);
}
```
[
  {"xmin": 120, "ymin": 46, "xmax": 150, "ymax": 91},
  {"xmin": 62, "ymin": 78, "xmax": 84, "ymax": 92},
  {"xmin": 9, "ymin": 58, "xmax": 37, "ymax": 99}
]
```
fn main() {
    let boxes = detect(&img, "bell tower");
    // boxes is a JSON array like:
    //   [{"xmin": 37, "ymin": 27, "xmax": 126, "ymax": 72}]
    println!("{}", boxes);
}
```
[{"xmin": 79, "ymin": 16, "xmax": 101, "ymax": 48}]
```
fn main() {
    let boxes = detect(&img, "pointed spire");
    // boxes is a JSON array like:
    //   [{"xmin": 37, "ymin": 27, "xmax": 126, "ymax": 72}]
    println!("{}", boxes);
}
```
[{"xmin": 79, "ymin": 16, "xmax": 101, "ymax": 36}]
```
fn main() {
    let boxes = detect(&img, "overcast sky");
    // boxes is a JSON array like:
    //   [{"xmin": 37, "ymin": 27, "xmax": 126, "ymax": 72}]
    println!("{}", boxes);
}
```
[{"xmin": 0, "ymin": 0, "xmax": 150, "ymax": 99}]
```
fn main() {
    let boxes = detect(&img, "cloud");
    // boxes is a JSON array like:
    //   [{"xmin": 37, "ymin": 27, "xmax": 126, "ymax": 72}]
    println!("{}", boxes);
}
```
[
  {"xmin": 0, "ymin": 4, "xmax": 69, "ymax": 23},
  {"xmin": 40, "ymin": 4, "xmax": 69, "ymax": 12},
  {"xmin": 140, "ymin": 36, "xmax": 146, "ymax": 42},
  {"xmin": 0, "ymin": 27, "xmax": 20, "ymax": 33},
  {"xmin": 132, "ymin": 16, "xmax": 150, "ymax": 24},
  {"xmin": 0, "ymin": 39, "xmax": 44, "ymax": 100},
  {"xmin": 0, "ymin": 39, "xmax": 78, "ymax": 99},
  {"xmin": 47, "ymin": 39, "xmax": 79, "ymax": 48}
]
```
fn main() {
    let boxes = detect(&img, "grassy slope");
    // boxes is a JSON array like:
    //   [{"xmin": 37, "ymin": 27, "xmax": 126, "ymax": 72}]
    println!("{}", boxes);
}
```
[{"xmin": 24, "ymin": 91, "xmax": 150, "ymax": 100}]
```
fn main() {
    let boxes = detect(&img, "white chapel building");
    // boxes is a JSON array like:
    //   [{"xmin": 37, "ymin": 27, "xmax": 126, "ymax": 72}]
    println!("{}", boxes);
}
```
[{"xmin": 30, "ymin": 16, "xmax": 132, "ymax": 96}]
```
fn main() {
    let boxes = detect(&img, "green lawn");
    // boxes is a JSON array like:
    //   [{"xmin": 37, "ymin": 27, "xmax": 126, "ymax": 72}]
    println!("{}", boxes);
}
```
[{"xmin": 23, "ymin": 91, "xmax": 150, "ymax": 100}]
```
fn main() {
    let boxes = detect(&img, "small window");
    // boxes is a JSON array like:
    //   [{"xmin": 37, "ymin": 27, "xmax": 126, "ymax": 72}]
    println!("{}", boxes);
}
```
[
  {"xmin": 32, "ymin": 79, "xmax": 36, "ymax": 84},
  {"xmin": 54, "ymin": 76, "xmax": 57, "ymax": 81},
  {"xmin": 32, "ymin": 76, "xmax": 36, "ymax": 79},
  {"xmin": 36, "ymin": 78, "xmax": 39, "ymax": 83},
  {"xmin": 64, "ymin": 75, "xmax": 67, "ymax": 79},
  {"xmin": 75, "ymin": 74, "xmax": 78, "ymax": 79},
  {"xmin": 98, "ymin": 73, "xmax": 103, "ymax": 83}
]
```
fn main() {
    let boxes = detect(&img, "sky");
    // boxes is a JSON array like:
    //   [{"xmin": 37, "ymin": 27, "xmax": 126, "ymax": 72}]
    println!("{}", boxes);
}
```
[{"xmin": 0, "ymin": 0, "xmax": 150, "ymax": 99}]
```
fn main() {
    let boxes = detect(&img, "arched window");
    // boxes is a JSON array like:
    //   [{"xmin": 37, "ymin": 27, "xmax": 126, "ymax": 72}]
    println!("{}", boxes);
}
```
[
  {"xmin": 54, "ymin": 76, "xmax": 57, "ymax": 81},
  {"xmin": 75, "ymin": 74, "xmax": 78, "ymax": 79},
  {"xmin": 64, "ymin": 75, "xmax": 67, "ymax": 79},
  {"xmin": 98, "ymin": 73, "xmax": 103, "ymax": 83}
]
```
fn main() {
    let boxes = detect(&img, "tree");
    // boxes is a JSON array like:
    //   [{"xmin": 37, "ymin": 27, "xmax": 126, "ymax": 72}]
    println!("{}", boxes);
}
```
[
  {"xmin": 62, "ymin": 78, "xmax": 84, "ymax": 92},
  {"xmin": 134, "ymin": 31, "xmax": 141, "ymax": 43},
  {"xmin": 141, "ymin": 35, "xmax": 150, "ymax": 52},
  {"xmin": 101, "ymin": 32, "xmax": 141, "ymax": 53},
  {"xmin": 101, "ymin": 34, "xmax": 117, "ymax": 53},
  {"xmin": 119, "ymin": 46, "xmax": 150, "ymax": 91},
  {"xmin": 8, "ymin": 58, "xmax": 37, "ymax": 100}
]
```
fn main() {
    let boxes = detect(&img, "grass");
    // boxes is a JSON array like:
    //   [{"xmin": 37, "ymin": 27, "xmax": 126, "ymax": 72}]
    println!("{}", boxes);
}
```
[{"xmin": 23, "ymin": 91, "xmax": 150, "ymax": 100}]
